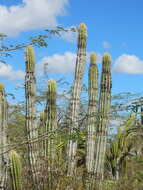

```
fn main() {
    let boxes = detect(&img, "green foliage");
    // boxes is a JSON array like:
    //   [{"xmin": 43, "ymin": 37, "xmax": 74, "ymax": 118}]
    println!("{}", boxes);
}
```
[
  {"xmin": 100, "ymin": 180, "xmax": 117, "ymax": 190},
  {"xmin": 7, "ymin": 110, "xmax": 26, "ymax": 152},
  {"xmin": 106, "ymin": 128, "xmax": 129, "ymax": 179}
]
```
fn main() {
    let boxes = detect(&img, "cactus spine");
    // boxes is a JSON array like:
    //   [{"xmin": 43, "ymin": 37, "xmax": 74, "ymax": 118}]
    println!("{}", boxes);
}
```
[
  {"xmin": 9, "ymin": 151, "xmax": 22, "ymax": 190},
  {"xmin": 94, "ymin": 53, "xmax": 112, "ymax": 180},
  {"xmin": 67, "ymin": 23, "xmax": 87, "ymax": 178},
  {"xmin": 86, "ymin": 53, "xmax": 98, "ymax": 188},
  {"xmin": 25, "ymin": 45, "xmax": 39, "ymax": 188},
  {"xmin": 45, "ymin": 79, "xmax": 57, "ymax": 189},
  {"xmin": 0, "ymin": 83, "xmax": 8, "ymax": 189}
]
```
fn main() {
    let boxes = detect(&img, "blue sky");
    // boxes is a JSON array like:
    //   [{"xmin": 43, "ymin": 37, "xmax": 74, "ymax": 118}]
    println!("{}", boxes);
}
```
[{"xmin": 0, "ymin": 0, "xmax": 143, "ymax": 102}]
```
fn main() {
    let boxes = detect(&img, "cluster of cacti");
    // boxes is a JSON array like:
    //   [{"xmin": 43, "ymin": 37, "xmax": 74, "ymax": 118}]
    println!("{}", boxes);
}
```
[
  {"xmin": 9, "ymin": 150, "xmax": 22, "ymax": 190},
  {"xmin": 0, "ymin": 23, "xmax": 114, "ymax": 190},
  {"xmin": 66, "ymin": 23, "xmax": 87, "ymax": 179},
  {"xmin": 0, "ymin": 83, "xmax": 8, "ymax": 190}
]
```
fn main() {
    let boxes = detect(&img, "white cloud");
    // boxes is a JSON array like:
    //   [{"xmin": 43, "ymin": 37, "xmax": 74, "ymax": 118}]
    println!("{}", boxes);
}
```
[
  {"xmin": 0, "ymin": 0, "xmax": 68, "ymax": 36},
  {"xmin": 102, "ymin": 41, "xmax": 110, "ymax": 49},
  {"xmin": 0, "ymin": 62, "xmax": 25, "ymax": 80},
  {"xmin": 113, "ymin": 54, "xmax": 143, "ymax": 74},
  {"xmin": 37, "ymin": 52, "xmax": 102, "ymax": 75},
  {"xmin": 37, "ymin": 52, "xmax": 76, "ymax": 75}
]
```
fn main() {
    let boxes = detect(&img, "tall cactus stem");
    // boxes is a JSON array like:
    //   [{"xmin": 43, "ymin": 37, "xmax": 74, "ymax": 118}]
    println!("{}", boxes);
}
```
[
  {"xmin": 0, "ymin": 83, "xmax": 8, "ymax": 189},
  {"xmin": 86, "ymin": 53, "xmax": 98, "ymax": 189},
  {"xmin": 44, "ymin": 79, "xmax": 57, "ymax": 189},
  {"xmin": 44, "ymin": 79, "xmax": 57, "ymax": 157},
  {"xmin": 93, "ymin": 53, "xmax": 112, "ymax": 182},
  {"xmin": 66, "ymin": 23, "xmax": 87, "ymax": 180},
  {"xmin": 9, "ymin": 151, "xmax": 22, "ymax": 190},
  {"xmin": 141, "ymin": 106, "xmax": 143, "ymax": 125},
  {"xmin": 25, "ymin": 45, "xmax": 39, "ymax": 189}
]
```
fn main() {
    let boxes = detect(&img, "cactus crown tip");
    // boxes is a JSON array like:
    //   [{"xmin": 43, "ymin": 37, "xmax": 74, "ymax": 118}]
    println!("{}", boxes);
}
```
[
  {"xmin": 48, "ymin": 79, "xmax": 57, "ymax": 92},
  {"xmin": 79, "ymin": 23, "xmax": 87, "ymax": 31},
  {"xmin": 79, "ymin": 23, "xmax": 87, "ymax": 37},
  {"xmin": 9, "ymin": 150, "xmax": 20, "ymax": 160},
  {"xmin": 90, "ymin": 53, "xmax": 96, "ymax": 64},
  {"xmin": 40, "ymin": 111, "xmax": 46, "ymax": 121},
  {"xmin": 103, "ymin": 52, "xmax": 110, "ymax": 56},
  {"xmin": 26, "ymin": 44, "xmax": 35, "ymax": 72},
  {"xmin": 103, "ymin": 52, "xmax": 111, "ymax": 62},
  {"xmin": 26, "ymin": 44, "xmax": 33, "ymax": 52},
  {"xmin": 0, "ymin": 82, "xmax": 4, "ymax": 91},
  {"xmin": 79, "ymin": 23, "xmax": 86, "ymax": 28},
  {"xmin": 27, "ymin": 44, "xmax": 32, "ymax": 48}
]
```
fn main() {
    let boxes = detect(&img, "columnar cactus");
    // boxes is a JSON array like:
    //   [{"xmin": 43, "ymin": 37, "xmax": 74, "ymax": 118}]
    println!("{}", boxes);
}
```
[
  {"xmin": 44, "ymin": 79, "xmax": 57, "ymax": 189},
  {"xmin": 44, "ymin": 79, "xmax": 57, "ymax": 157},
  {"xmin": 94, "ymin": 53, "xmax": 112, "ymax": 180},
  {"xmin": 25, "ymin": 45, "xmax": 39, "ymax": 188},
  {"xmin": 141, "ymin": 107, "xmax": 143, "ymax": 125},
  {"xmin": 0, "ymin": 83, "xmax": 8, "ymax": 189},
  {"xmin": 67, "ymin": 23, "xmax": 87, "ymax": 178},
  {"xmin": 38, "ymin": 110, "xmax": 47, "ymax": 153},
  {"xmin": 86, "ymin": 53, "xmax": 98, "ymax": 188},
  {"xmin": 9, "ymin": 151, "xmax": 22, "ymax": 190}
]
